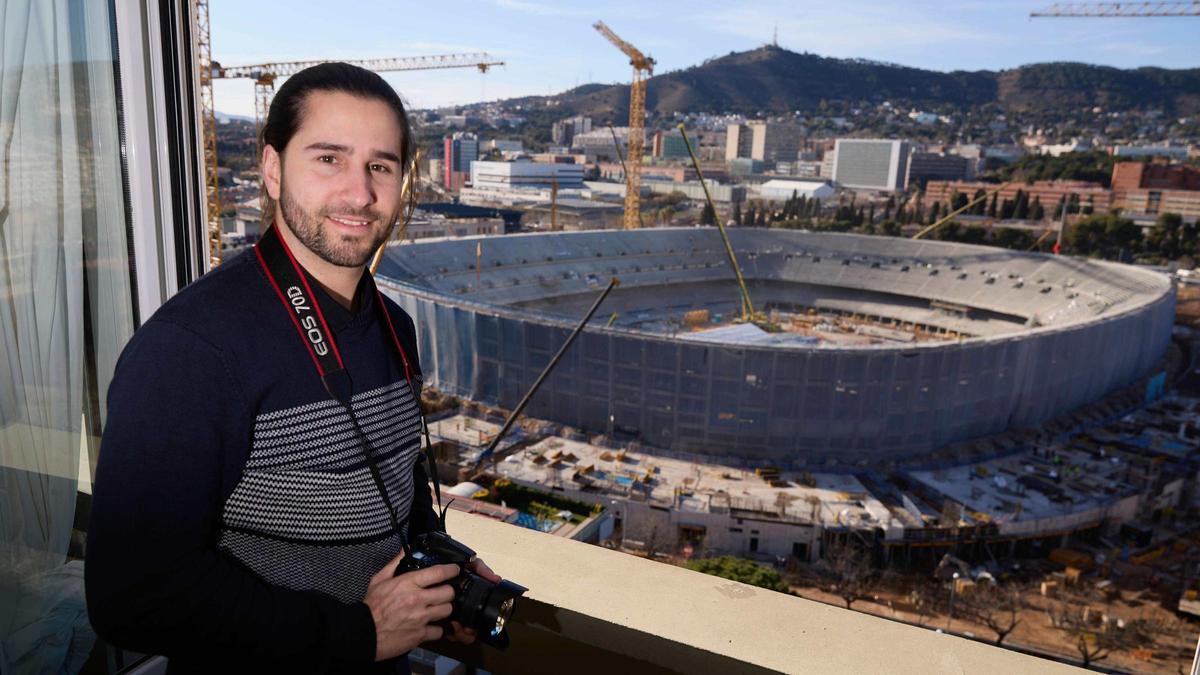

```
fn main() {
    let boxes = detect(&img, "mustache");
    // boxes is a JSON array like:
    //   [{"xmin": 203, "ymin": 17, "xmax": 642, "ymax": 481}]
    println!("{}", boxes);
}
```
[{"xmin": 318, "ymin": 205, "xmax": 383, "ymax": 221}]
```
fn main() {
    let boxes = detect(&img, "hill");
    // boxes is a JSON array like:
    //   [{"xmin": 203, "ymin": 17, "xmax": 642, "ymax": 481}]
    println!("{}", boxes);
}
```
[{"xmin": 507, "ymin": 45, "xmax": 1200, "ymax": 121}]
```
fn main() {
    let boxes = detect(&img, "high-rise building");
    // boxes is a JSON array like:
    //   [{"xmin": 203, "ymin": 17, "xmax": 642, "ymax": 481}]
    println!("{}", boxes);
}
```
[
  {"xmin": 725, "ymin": 122, "xmax": 802, "ymax": 164},
  {"xmin": 443, "ymin": 132, "xmax": 479, "ymax": 190},
  {"xmin": 651, "ymin": 130, "xmax": 691, "ymax": 160},
  {"xmin": 905, "ymin": 152, "xmax": 970, "ymax": 189},
  {"xmin": 552, "ymin": 115, "xmax": 592, "ymax": 147},
  {"xmin": 832, "ymin": 139, "xmax": 911, "ymax": 192},
  {"xmin": 725, "ymin": 124, "xmax": 754, "ymax": 161}
]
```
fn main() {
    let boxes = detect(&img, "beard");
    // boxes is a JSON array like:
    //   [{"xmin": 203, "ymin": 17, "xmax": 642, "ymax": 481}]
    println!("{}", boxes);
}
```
[{"xmin": 278, "ymin": 182, "xmax": 395, "ymax": 268}]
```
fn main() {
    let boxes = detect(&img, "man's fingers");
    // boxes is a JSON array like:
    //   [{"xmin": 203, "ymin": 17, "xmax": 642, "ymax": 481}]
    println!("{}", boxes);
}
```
[
  {"xmin": 423, "ymin": 624, "xmax": 444, "ymax": 643},
  {"xmin": 427, "ymin": 602, "xmax": 454, "ymax": 622},
  {"xmin": 419, "ymin": 583, "xmax": 456, "ymax": 606},
  {"xmin": 470, "ymin": 559, "xmax": 502, "ymax": 584},
  {"xmin": 407, "ymin": 563, "xmax": 461, "ymax": 588}
]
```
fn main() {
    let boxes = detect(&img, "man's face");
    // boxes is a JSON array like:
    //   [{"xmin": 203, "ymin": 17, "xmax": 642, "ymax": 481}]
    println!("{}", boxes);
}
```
[{"xmin": 264, "ymin": 90, "xmax": 406, "ymax": 268}]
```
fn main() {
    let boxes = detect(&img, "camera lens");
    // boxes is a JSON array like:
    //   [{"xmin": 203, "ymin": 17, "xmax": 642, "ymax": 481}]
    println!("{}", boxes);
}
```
[{"xmin": 490, "ymin": 598, "xmax": 515, "ymax": 637}]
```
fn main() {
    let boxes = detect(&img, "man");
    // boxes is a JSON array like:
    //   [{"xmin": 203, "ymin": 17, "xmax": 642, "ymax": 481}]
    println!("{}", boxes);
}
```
[{"xmin": 86, "ymin": 63, "xmax": 496, "ymax": 672}]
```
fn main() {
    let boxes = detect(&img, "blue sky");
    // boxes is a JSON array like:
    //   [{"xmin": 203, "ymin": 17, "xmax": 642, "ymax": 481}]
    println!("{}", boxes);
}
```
[{"xmin": 211, "ymin": 0, "xmax": 1198, "ymax": 116}]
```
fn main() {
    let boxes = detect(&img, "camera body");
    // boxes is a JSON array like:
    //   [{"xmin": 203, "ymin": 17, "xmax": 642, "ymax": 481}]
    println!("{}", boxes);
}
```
[{"xmin": 395, "ymin": 530, "xmax": 526, "ymax": 648}]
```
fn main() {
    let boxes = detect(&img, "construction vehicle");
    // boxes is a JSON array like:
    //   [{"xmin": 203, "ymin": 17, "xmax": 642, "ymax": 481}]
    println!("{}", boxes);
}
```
[{"xmin": 594, "ymin": 21, "xmax": 653, "ymax": 230}]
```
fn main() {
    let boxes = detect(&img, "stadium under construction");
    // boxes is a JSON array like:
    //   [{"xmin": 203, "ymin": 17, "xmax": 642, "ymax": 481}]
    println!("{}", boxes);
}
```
[
  {"xmin": 375, "ymin": 228, "xmax": 1198, "ymax": 565},
  {"xmin": 378, "ymin": 228, "xmax": 1174, "ymax": 466}
]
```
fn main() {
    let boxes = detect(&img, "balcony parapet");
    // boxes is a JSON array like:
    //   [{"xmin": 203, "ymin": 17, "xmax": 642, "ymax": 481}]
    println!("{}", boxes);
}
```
[{"xmin": 428, "ymin": 511, "xmax": 1085, "ymax": 674}]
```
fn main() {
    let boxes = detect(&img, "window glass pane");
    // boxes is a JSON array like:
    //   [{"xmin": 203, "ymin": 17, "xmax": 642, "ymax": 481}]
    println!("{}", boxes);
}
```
[{"xmin": 0, "ymin": 0, "xmax": 135, "ymax": 671}]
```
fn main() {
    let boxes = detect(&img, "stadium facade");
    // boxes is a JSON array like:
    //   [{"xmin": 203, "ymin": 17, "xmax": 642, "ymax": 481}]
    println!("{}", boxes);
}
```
[{"xmin": 377, "ymin": 229, "xmax": 1174, "ymax": 467}]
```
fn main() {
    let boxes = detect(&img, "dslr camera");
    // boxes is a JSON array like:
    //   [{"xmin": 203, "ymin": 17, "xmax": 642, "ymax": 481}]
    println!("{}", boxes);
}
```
[{"xmin": 395, "ymin": 530, "xmax": 527, "ymax": 648}]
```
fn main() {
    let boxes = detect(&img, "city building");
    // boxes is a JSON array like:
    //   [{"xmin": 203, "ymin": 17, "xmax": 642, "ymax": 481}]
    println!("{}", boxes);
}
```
[
  {"xmin": 924, "ymin": 179, "xmax": 1114, "ymax": 214},
  {"xmin": 1112, "ymin": 161, "xmax": 1200, "ymax": 224},
  {"xmin": 725, "ymin": 123, "xmax": 754, "ymax": 161},
  {"xmin": 459, "ymin": 160, "xmax": 587, "ymax": 207},
  {"xmin": 651, "ymin": 129, "xmax": 691, "ymax": 160},
  {"xmin": 443, "ymin": 131, "xmax": 479, "ymax": 190},
  {"xmin": 599, "ymin": 163, "xmax": 693, "ymax": 182},
  {"xmin": 521, "ymin": 199, "xmax": 625, "ymax": 231},
  {"xmin": 724, "ymin": 121, "xmax": 803, "ymax": 164},
  {"xmin": 401, "ymin": 211, "xmax": 505, "ymax": 240},
  {"xmin": 831, "ymin": 139, "xmax": 911, "ymax": 192},
  {"xmin": 571, "ymin": 127, "xmax": 628, "ymax": 163},
  {"xmin": 1113, "ymin": 144, "xmax": 1190, "ymax": 161},
  {"xmin": 1037, "ymin": 138, "xmax": 1092, "ymax": 157},
  {"xmin": 756, "ymin": 179, "xmax": 836, "ymax": 202},
  {"xmin": 727, "ymin": 158, "xmax": 764, "ymax": 178},
  {"xmin": 469, "ymin": 159, "xmax": 585, "ymax": 190},
  {"xmin": 551, "ymin": 115, "xmax": 592, "ymax": 146},
  {"xmin": 905, "ymin": 152, "xmax": 970, "ymax": 188},
  {"xmin": 480, "ymin": 138, "xmax": 524, "ymax": 155}
]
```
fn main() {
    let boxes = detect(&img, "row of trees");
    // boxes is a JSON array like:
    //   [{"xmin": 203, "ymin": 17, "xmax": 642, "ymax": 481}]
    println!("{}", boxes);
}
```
[{"xmin": 722, "ymin": 192, "xmax": 1194, "ymax": 263}]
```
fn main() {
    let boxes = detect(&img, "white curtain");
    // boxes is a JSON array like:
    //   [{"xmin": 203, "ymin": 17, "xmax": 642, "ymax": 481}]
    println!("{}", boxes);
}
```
[{"xmin": 0, "ymin": 0, "xmax": 134, "ymax": 671}]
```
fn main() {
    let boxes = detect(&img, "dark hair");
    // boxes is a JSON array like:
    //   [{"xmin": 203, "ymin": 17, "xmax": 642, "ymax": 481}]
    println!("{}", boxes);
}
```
[{"xmin": 260, "ymin": 62, "xmax": 419, "ymax": 226}]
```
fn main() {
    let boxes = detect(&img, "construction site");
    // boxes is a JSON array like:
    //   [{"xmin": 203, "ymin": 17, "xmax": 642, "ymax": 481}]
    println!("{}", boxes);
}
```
[{"xmin": 376, "ymin": 228, "xmax": 1174, "ymax": 463}]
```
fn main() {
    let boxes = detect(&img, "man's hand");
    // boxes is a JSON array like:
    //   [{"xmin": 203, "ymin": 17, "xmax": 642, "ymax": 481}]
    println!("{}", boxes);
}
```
[
  {"xmin": 364, "ymin": 552, "xmax": 459, "ymax": 662},
  {"xmin": 445, "ymin": 558, "xmax": 501, "ymax": 645}
]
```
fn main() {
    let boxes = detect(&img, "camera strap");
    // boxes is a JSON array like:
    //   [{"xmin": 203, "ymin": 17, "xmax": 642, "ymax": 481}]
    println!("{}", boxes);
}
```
[{"xmin": 254, "ymin": 225, "xmax": 447, "ymax": 541}]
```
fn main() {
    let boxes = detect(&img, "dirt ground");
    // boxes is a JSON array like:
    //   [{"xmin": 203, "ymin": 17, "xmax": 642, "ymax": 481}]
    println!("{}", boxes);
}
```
[{"xmin": 787, "ymin": 580, "xmax": 1198, "ymax": 673}]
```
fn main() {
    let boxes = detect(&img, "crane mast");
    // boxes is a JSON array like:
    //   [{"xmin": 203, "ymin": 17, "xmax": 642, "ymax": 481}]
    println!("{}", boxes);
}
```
[
  {"xmin": 1030, "ymin": 1, "xmax": 1199, "ymax": 16},
  {"xmin": 594, "ymin": 21, "xmax": 654, "ymax": 230}
]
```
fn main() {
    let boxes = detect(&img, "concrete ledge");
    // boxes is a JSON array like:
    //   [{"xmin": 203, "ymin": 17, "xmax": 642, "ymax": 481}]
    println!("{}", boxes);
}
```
[{"xmin": 429, "ymin": 511, "xmax": 1085, "ymax": 674}]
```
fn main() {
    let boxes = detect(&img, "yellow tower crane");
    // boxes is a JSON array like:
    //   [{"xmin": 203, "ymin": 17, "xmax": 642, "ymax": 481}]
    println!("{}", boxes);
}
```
[
  {"xmin": 192, "ymin": 7, "xmax": 503, "ymax": 271},
  {"xmin": 1031, "ymin": 1, "xmax": 1199, "ymax": 17},
  {"xmin": 594, "ymin": 20, "xmax": 654, "ymax": 230}
]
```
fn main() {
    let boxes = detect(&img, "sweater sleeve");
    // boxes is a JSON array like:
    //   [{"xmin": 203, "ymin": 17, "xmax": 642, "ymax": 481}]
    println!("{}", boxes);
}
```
[{"xmin": 85, "ymin": 319, "xmax": 377, "ymax": 667}]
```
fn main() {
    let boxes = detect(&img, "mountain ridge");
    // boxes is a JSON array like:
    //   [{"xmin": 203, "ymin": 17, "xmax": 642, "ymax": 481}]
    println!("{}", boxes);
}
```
[{"xmin": 488, "ymin": 46, "xmax": 1200, "ymax": 121}]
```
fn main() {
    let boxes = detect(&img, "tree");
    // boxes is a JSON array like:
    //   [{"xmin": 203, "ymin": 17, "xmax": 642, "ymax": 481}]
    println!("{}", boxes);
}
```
[
  {"xmin": 755, "ymin": 208, "xmax": 767, "ymax": 228},
  {"xmin": 1030, "ymin": 197, "xmax": 1045, "ymax": 221},
  {"xmin": 960, "ymin": 582, "xmax": 1024, "ymax": 646},
  {"xmin": 732, "ymin": 201, "xmax": 743, "ymax": 226},
  {"xmin": 1146, "ymin": 212, "xmax": 1185, "ymax": 260},
  {"xmin": 971, "ymin": 189, "xmax": 987, "ymax": 215},
  {"xmin": 987, "ymin": 193, "xmax": 998, "ymax": 218},
  {"xmin": 929, "ymin": 202, "xmax": 943, "ymax": 225},
  {"xmin": 1046, "ymin": 594, "xmax": 1137, "ymax": 669},
  {"xmin": 820, "ymin": 540, "xmax": 874, "ymax": 609},
  {"xmin": 686, "ymin": 556, "xmax": 789, "ymax": 593},
  {"xmin": 700, "ymin": 203, "xmax": 717, "ymax": 226},
  {"xmin": 1013, "ymin": 189, "xmax": 1030, "ymax": 220},
  {"xmin": 999, "ymin": 198, "xmax": 1015, "ymax": 220},
  {"xmin": 881, "ymin": 220, "xmax": 902, "ymax": 237}
]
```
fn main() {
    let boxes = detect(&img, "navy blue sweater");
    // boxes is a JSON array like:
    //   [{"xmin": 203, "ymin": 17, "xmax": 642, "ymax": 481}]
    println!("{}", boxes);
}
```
[{"xmin": 85, "ymin": 248, "xmax": 438, "ymax": 671}]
